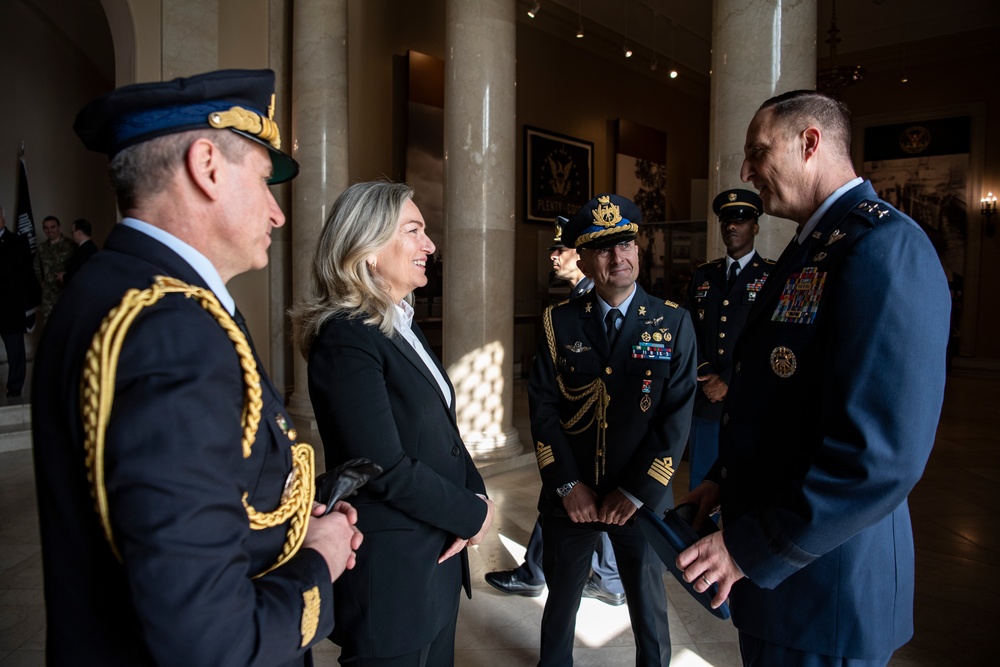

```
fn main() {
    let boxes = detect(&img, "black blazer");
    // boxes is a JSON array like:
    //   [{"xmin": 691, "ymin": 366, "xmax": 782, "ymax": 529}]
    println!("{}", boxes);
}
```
[
  {"xmin": 308, "ymin": 314, "xmax": 488, "ymax": 658},
  {"xmin": 32, "ymin": 224, "xmax": 333, "ymax": 666}
]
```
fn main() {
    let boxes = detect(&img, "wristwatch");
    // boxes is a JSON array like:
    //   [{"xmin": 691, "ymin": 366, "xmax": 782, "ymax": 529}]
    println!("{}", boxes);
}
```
[{"xmin": 555, "ymin": 480, "xmax": 579, "ymax": 498}]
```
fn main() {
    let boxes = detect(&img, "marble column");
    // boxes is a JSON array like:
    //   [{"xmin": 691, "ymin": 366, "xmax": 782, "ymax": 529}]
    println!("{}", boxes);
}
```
[
  {"xmin": 443, "ymin": 0, "xmax": 521, "ymax": 461},
  {"xmin": 286, "ymin": 0, "xmax": 349, "ymax": 429},
  {"xmin": 707, "ymin": 0, "xmax": 816, "ymax": 260}
]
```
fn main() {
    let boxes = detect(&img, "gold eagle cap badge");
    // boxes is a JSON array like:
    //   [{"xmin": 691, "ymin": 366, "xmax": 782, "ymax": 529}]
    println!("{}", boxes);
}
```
[{"xmin": 591, "ymin": 195, "xmax": 623, "ymax": 228}]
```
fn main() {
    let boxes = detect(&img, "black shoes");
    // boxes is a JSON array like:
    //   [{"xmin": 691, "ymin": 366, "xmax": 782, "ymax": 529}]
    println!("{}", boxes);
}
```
[
  {"xmin": 582, "ymin": 580, "xmax": 626, "ymax": 606},
  {"xmin": 485, "ymin": 569, "xmax": 626, "ymax": 606},
  {"xmin": 484, "ymin": 569, "xmax": 544, "ymax": 597}
]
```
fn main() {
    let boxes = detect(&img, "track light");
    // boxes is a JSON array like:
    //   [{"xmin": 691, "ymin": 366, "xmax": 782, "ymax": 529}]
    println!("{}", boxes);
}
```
[
  {"xmin": 650, "ymin": 57, "xmax": 658, "ymax": 71},
  {"xmin": 623, "ymin": 44, "xmax": 633, "ymax": 58},
  {"xmin": 669, "ymin": 68, "xmax": 678, "ymax": 79},
  {"xmin": 527, "ymin": 1, "xmax": 541, "ymax": 18},
  {"xmin": 576, "ymin": 0, "xmax": 584, "ymax": 38},
  {"xmin": 576, "ymin": 22, "xmax": 584, "ymax": 38}
]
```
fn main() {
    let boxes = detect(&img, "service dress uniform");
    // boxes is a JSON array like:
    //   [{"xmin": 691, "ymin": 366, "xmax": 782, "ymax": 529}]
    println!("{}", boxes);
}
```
[
  {"xmin": 710, "ymin": 180, "xmax": 951, "ymax": 661},
  {"xmin": 530, "ymin": 194, "xmax": 697, "ymax": 666},
  {"xmin": 31, "ymin": 70, "xmax": 333, "ymax": 667},
  {"xmin": 687, "ymin": 251, "xmax": 771, "ymax": 488}
]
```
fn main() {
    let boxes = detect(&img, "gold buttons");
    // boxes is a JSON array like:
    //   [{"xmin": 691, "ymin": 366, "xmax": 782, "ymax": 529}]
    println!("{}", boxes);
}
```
[
  {"xmin": 723, "ymin": 299, "xmax": 730, "ymax": 306},
  {"xmin": 287, "ymin": 428, "xmax": 297, "ymax": 441},
  {"xmin": 645, "ymin": 370, "xmax": 652, "ymax": 377},
  {"xmin": 719, "ymin": 332, "xmax": 726, "ymax": 339},
  {"xmin": 718, "ymin": 348, "xmax": 725, "ymax": 355},
  {"xmin": 720, "ymin": 316, "xmax": 727, "ymax": 322},
  {"xmin": 605, "ymin": 367, "xmax": 613, "ymax": 375}
]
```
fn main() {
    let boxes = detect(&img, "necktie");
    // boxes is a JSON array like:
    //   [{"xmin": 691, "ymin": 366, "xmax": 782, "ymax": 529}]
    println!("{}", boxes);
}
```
[
  {"xmin": 727, "ymin": 262, "xmax": 740, "ymax": 290},
  {"xmin": 605, "ymin": 308, "xmax": 622, "ymax": 346}
]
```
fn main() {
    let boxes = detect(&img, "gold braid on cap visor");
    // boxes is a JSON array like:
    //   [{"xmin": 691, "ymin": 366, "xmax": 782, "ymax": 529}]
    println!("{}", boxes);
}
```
[{"xmin": 208, "ymin": 100, "xmax": 282, "ymax": 150}]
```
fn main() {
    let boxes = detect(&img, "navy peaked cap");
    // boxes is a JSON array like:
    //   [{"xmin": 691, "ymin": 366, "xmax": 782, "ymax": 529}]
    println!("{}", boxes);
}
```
[{"xmin": 74, "ymin": 69, "xmax": 298, "ymax": 184}]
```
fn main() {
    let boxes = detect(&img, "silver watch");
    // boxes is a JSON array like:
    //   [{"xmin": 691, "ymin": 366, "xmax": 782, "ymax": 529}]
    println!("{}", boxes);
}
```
[{"xmin": 556, "ymin": 480, "xmax": 579, "ymax": 498}]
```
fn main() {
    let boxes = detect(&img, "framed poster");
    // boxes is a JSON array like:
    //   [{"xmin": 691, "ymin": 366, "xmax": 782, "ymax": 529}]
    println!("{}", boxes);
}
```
[{"xmin": 524, "ymin": 125, "xmax": 593, "ymax": 223}]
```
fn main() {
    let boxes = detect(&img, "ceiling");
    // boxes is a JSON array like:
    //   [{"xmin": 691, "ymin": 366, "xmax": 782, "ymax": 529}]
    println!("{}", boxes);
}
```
[{"xmin": 519, "ymin": 0, "xmax": 1000, "ymax": 86}]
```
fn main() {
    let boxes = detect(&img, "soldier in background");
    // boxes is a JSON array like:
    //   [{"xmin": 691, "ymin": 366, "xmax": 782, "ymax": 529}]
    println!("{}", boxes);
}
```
[
  {"xmin": 685, "ymin": 189, "xmax": 772, "ymax": 490},
  {"xmin": 33, "ymin": 215, "xmax": 74, "ymax": 323}
]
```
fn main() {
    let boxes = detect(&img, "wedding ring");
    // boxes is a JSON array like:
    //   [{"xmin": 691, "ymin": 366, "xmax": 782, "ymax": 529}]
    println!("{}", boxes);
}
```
[{"xmin": 701, "ymin": 575, "xmax": 712, "ymax": 587}]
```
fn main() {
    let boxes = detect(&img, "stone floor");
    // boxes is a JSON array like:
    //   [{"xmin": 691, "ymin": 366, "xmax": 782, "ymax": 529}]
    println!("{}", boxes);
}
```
[{"xmin": 1, "ymin": 373, "xmax": 997, "ymax": 665}]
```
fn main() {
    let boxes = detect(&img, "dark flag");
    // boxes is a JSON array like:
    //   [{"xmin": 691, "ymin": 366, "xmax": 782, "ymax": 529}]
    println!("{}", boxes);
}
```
[{"xmin": 16, "ymin": 157, "xmax": 37, "ymax": 254}]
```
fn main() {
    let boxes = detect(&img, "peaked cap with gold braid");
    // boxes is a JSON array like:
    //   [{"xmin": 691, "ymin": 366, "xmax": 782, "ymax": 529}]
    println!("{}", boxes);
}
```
[
  {"xmin": 73, "ymin": 69, "xmax": 299, "ymax": 184},
  {"xmin": 80, "ymin": 276, "xmax": 314, "ymax": 579},
  {"xmin": 564, "ymin": 193, "xmax": 643, "ymax": 249}
]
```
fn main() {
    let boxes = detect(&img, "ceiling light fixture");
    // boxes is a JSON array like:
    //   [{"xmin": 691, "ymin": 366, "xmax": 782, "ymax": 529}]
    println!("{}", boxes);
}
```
[
  {"xmin": 527, "ymin": 1, "xmax": 541, "ymax": 19},
  {"xmin": 575, "ymin": 0, "xmax": 584, "ymax": 38},
  {"xmin": 624, "ymin": 43, "xmax": 633, "ymax": 58}
]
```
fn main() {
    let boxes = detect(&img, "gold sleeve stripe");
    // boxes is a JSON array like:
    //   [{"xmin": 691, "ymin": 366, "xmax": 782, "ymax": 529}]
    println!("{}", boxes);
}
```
[
  {"xmin": 647, "ymin": 457, "xmax": 675, "ymax": 486},
  {"xmin": 300, "ymin": 586, "xmax": 321, "ymax": 647},
  {"xmin": 536, "ymin": 441, "xmax": 555, "ymax": 470}
]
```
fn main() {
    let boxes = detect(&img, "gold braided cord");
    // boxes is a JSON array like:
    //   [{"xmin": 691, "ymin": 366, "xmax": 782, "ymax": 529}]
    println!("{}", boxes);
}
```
[
  {"xmin": 207, "ymin": 106, "xmax": 282, "ymax": 149},
  {"xmin": 573, "ymin": 223, "xmax": 638, "ymax": 249},
  {"xmin": 247, "ymin": 443, "xmax": 315, "ymax": 579},
  {"xmin": 542, "ymin": 306, "xmax": 610, "ymax": 485},
  {"xmin": 82, "ymin": 276, "xmax": 264, "ymax": 563}
]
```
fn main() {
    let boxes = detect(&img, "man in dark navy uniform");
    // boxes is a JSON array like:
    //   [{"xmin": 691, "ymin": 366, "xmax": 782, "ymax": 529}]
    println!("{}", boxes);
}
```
[
  {"xmin": 685, "ymin": 189, "xmax": 772, "ymax": 489},
  {"xmin": 32, "ymin": 69, "xmax": 362, "ymax": 666},
  {"xmin": 486, "ymin": 216, "xmax": 624, "ymax": 606},
  {"xmin": 678, "ymin": 91, "xmax": 950, "ymax": 666},
  {"xmin": 530, "ymin": 195, "xmax": 697, "ymax": 666}
]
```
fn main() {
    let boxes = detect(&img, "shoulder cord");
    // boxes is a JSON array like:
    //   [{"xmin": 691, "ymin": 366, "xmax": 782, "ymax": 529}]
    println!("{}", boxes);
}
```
[
  {"xmin": 80, "ymin": 275, "xmax": 313, "ymax": 578},
  {"xmin": 542, "ymin": 305, "xmax": 609, "ymax": 485}
]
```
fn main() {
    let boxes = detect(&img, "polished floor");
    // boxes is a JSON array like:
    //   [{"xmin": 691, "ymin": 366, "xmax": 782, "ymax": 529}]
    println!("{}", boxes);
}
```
[{"xmin": 1, "ymin": 372, "xmax": 997, "ymax": 666}]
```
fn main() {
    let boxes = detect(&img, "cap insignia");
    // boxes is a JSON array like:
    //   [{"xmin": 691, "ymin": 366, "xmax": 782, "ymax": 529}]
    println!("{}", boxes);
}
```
[
  {"xmin": 208, "ymin": 105, "xmax": 282, "ymax": 149},
  {"xmin": 592, "ymin": 195, "xmax": 623, "ymax": 228},
  {"xmin": 728, "ymin": 192, "xmax": 738, "ymax": 202}
]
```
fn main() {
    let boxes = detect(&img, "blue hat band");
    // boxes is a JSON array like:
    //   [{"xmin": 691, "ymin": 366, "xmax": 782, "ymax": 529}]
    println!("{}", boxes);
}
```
[{"xmin": 109, "ymin": 101, "xmax": 262, "ymax": 152}]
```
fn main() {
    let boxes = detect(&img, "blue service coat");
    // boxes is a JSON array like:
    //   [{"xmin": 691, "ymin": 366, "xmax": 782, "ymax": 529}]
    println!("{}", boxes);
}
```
[
  {"xmin": 711, "ymin": 181, "xmax": 950, "ymax": 658},
  {"xmin": 32, "ymin": 224, "xmax": 333, "ymax": 666}
]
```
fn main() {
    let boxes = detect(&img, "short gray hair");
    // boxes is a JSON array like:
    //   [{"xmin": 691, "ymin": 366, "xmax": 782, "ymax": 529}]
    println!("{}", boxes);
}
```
[
  {"xmin": 759, "ymin": 90, "xmax": 852, "ymax": 160},
  {"xmin": 290, "ymin": 181, "xmax": 415, "ymax": 357},
  {"xmin": 109, "ymin": 129, "xmax": 250, "ymax": 211}
]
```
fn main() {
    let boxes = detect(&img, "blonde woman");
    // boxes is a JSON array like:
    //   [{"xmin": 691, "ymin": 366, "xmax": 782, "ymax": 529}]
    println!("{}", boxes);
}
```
[{"xmin": 291, "ymin": 181, "xmax": 494, "ymax": 666}]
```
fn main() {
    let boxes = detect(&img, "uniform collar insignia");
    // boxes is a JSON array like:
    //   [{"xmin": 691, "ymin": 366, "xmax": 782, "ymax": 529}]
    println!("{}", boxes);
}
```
[
  {"xmin": 638, "ymin": 305, "xmax": 647, "ymax": 316},
  {"xmin": 584, "ymin": 302, "xmax": 593, "ymax": 313}
]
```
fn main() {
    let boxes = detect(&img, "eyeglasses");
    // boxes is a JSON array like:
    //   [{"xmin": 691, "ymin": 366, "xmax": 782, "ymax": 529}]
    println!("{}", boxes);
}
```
[{"xmin": 592, "ymin": 240, "xmax": 635, "ymax": 257}]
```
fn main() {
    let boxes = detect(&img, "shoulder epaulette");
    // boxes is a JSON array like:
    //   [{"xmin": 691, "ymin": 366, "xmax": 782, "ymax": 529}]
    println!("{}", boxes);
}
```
[
  {"xmin": 664, "ymin": 300, "xmax": 679, "ymax": 308},
  {"xmin": 850, "ymin": 199, "xmax": 894, "ymax": 227},
  {"xmin": 696, "ymin": 258, "xmax": 725, "ymax": 269},
  {"xmin": 761, "ymin": 257, "xmax": 776, "ymax": 264}
]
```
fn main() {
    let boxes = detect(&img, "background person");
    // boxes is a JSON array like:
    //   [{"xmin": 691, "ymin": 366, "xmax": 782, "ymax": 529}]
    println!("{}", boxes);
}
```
[
  {"xmin": 33, "ymin": 215, "xmax": 74, "ymax": 322},
  {"xmin": 32, "ymin": 69, "xmax": 361, "ymax": 666},
  {"xmin": 0, "ymin": 205, "xmax": 40, "ymax": 399},
  {"xmin": 291, "ymin": 181, "xmax": 495, "ymax": 666},
  {"xmin": 685, "ymin": 189, "xmax": 772, "ymax": 490},
  {"xmin": 678, "ymin": 90, "xmax": 951, "ymax": 667},
  {"xmin": 63, "ymin": 217, "xmax": 99, "ymax": 283}
]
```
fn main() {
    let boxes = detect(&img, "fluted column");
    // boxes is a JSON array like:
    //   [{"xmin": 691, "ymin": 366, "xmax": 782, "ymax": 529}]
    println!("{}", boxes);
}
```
[
  {"xmin": 286, "ymin": 0, "xmax": 349, "ymax": 429},
  {"xmin": 443, "ymin": 0, "xmax": 521, "ymax": 460},
  {"xmin": 708, "ymin": 0, "xmax": 816, "ymax": 260}
]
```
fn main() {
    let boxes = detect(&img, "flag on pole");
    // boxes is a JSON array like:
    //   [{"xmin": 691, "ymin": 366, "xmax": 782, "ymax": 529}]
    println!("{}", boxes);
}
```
[{"xmin": 16, "ymin": 157, "xmax": 37, "ymax": 254}]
